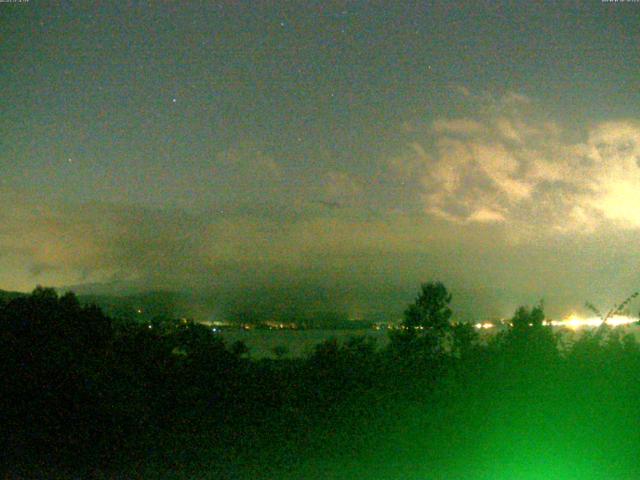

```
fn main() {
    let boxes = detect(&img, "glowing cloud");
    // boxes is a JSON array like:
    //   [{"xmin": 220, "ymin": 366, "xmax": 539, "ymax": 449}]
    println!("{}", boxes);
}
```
[{"xmin": 409, "ymin": 94, "xmax": 640, "ymax": 232}]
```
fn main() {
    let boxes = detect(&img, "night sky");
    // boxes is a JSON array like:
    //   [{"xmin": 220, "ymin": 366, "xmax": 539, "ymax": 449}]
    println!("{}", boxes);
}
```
[{"xmin": 1, "ymin": 1, "xmax": 639, "ymax": 321}]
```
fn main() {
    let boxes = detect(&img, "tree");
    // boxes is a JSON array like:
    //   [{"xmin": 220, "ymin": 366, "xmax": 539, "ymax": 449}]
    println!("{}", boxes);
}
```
[
  {"xmin": 390, "ymin": 281, "xmax": 454, "ymax": 359},
  {"xmin": 0, "ymin": 287, "xmax": 116, "ymax": 467},
  {"xmin": 499, "ymin": 303, "xmax": 558, "ymax": 362},
  {"xmin": 511, "ymin": 304, "xmax": 545, "ymax": 331},
  {"xmin": 451, "ymin": 321, "xmax": 479, "ymax": 358},
  {"xmin": 403, "ymin": 281, "xmax": 453, "ymax": 334}
]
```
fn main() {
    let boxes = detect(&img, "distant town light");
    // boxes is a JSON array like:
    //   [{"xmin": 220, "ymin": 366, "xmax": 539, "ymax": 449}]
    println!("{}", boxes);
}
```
[
  {"xmin": 549, "ymin": 314, "xmax": 637, "ymax": 330},
  {"xmin": 474, "ymin": 322, "xmax": 495, "ymax": 329}
]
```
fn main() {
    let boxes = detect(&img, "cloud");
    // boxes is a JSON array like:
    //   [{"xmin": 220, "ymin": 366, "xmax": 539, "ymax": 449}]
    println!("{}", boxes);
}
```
[
  {"xmin": 401, "ymin": 93, "xmax": 640, "ymax": 233},
  {"xmin": 581, "ymin": 122, "xmax": 640, "ymax": 227},
  {"xmin": 468, "ymin": 208, "xmax": 506, "ymax": 223},
  {"xmin": 0, "ymin": 189, "xmax": 461, "ymax": 320},
  {"xmin": 2, "ymin": 93, "xmax": 640, "ymax": 322},
  {"xmin": 2, "ymin": 180, "xmax": 640, "ymax": 321},
  {"xmin": 432, "ymin": 119, "xmax": 487, "ymax": 136}
]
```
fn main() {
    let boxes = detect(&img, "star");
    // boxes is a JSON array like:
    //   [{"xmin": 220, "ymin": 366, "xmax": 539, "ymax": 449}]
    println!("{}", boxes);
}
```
[{"xmin": 172, "ymin": 98, "xmax": 177, "ymax": 103}]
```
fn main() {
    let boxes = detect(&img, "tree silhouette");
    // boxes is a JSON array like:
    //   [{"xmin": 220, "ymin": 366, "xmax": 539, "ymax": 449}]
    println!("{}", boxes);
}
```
[
  {"xmin": 497, "ymin": 303, "xmax": 558, "ymax": 364},
  {"xmin": 451, "ymin": 321, "xmax": 479, "ymax": 358},
  {"xmin": 511, "ymin": 304, "xmax": 545, "ymax": 331},
  {"xmin": 389, "ymin": 281, "xmax": 454, "ymax": 360},
  {"xmin": 402, "ymin": 281, "xmax": 453, "ymax": 334}
]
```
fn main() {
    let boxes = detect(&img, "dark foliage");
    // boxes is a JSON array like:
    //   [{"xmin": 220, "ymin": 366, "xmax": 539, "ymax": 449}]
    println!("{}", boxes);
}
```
[{"xmin": 3, "ymin": 284, "xmax": 640, "ymax": 479}]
